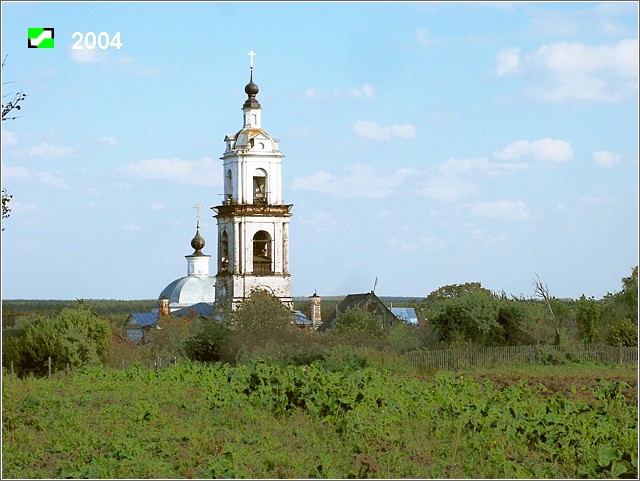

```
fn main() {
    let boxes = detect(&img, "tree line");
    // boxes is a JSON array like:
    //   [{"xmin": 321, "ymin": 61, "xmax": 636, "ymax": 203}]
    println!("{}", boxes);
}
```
[{"xmin": 2, "ymin": 266, "xmax": 637, "ymax": 378}]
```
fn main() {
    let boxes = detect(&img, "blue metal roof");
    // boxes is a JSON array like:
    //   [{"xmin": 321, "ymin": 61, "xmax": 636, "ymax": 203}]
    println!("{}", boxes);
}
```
[
  {"xmin": 293, "ymin": 310, "xmax": 312, "ymax": 326},
  {"xmin": 127, "ymin": 312, "xmax": 159, "ymax": 327},
  {"xmin": 172, "ymin": 302, "xmax": 215, "ymax": 318},
  {"xmin": 390, "ymin": 307, "xmax": 419, "ymax": 325}
]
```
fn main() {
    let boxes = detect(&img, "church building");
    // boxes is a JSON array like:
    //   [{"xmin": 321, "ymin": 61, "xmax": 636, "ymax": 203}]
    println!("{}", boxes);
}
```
[
  {"xmin": 157, "ymin": 215, "xmax": 217, "ymax": 313},
  {"xmin": 212, "ymin": 54, "xmax": 293, "ymax": 311}
]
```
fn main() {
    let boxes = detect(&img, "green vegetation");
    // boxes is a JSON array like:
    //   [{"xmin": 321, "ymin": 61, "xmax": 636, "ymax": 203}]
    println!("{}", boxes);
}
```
[
  {"xmin": 2, "ymin": 305, "xmax": 111, "ymax": 377},
  {"xmin": 2, "ymin": 267, "xmax": 637, "ymax": 478},
  {"xmin": 2, "ymin": 361, "xmax": 637, "ymax": 479},
  {"xmin": 418, "ymin": 266, "xmax": 638, "ymax": 348}
]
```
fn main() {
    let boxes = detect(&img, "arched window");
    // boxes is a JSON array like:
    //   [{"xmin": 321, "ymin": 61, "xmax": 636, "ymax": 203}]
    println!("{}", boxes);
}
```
[
  {"xmin": 225, "ymin": 170, "xmax": 233, "ymax": 203},
  {"xmin": 253, "ymin": 168, "xmax": 267, "ymax": 204},
  {"xmin": 220, "ymin": 231, "xmax": 229, "ymax": 272},
  {"xmin": 253, "ymin": 230, "xmax": 272, "ymax": 274}
]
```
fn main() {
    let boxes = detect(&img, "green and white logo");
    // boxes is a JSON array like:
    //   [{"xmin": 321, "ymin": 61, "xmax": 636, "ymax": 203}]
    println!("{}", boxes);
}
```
[{"xmin": 28, "ymin": 28, "xmax": 54, "ymax": 48}]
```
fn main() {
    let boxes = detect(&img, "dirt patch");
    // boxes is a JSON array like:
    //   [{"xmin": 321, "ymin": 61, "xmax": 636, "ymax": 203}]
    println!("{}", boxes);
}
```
[{"xmin": 472, "ymin": 374, "xmax": 637, "ymax": 404}]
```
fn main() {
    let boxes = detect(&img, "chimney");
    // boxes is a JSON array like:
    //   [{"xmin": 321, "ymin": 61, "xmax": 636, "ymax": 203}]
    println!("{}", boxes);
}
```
[
  {"xmin": 309, "ymin": 290, "xmax": 321, "ymax": 330},
  {"xmin": 159, "ymin": 296, "xmax": 170, "ymax": 316}
]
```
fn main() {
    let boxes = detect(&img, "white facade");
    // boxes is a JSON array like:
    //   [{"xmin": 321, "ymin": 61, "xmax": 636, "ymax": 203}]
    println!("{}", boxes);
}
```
[
  {"xmin": 213, "ymin": 70, "xmax": 292, "ymax": 311},
  {"xmin": 157, "ymin": 224, "xmax": 216, "ymax": 312}
]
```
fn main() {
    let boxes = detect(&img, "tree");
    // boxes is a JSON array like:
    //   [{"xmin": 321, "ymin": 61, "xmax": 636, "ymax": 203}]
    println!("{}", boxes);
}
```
[
  {"xmin": 2, "ymin": 55, "xmax": 27, "ymax": 229},
  {"xmin": 429, "ymin": 288, "xmax": 501, "ymax": 346},
  {"xmin": 575, "ymin": 295, "xmax": 601, "ymax": 344},
  {"xmin": 533, "ymin": 273, "xmax": 562, "ymax": 345},
  {"xmin": 495, "ymin": 299, "xmax": 536, "ymax": 345},
  {"xmin": 420, "ymin": 282, "xmax": 491, "ymax": 322},
  {"xmin": 616, "ymin": 266, "xmax": 638, "ymax": 323},
  {"xmin": 223, "ymin": 289, "xmax": 297, "ymax": 362},
  {"xmin": 184, "ymin": 318, "xmax": 230, "ymax": 362},
  {"xmin": 2, "ymin": 55, "xmax": 27, "ymax": 122},
  {"xmin": 607, "ymin": 318, "xmax": 638, "ymax": 347},
  {"xmin": 2, "ymin": 188, "xmax": 12, "ymax": 225},
  {"xmin": 333, "ymin": 305, "xmax": 384, "ymax": 337},
  {"xmin": 3, "ymin": 305, "xmax": 112, "ymax": 377}
]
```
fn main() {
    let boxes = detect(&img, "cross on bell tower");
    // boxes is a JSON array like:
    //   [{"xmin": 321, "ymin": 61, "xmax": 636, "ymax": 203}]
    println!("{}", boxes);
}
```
[{"xmin": 212, "ymin": 54, "xmax": 293, "ymax": 311}]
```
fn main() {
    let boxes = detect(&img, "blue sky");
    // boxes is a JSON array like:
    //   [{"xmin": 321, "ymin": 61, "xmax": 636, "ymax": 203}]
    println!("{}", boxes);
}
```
[{"xmin": 1, "ymin": 1, "xmax": 638, "ymax": 301}]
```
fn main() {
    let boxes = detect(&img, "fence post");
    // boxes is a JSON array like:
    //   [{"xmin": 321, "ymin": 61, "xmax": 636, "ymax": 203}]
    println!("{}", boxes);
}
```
[
  {"xmin": 48, "ymin": 356, "xmax": 52, "ymax": 379},
  {"xmin": 11, "ymin": 361, "xmax": 14, "ymax": 376},
  {"xmin": 619, "ymin": 345, "xmax": 623, "ymax": 364}
]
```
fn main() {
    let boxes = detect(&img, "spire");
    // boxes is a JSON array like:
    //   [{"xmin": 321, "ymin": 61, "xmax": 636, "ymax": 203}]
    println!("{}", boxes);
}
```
[
  {"xmin": 190, "ymin": 203, "xmax": 205, "ymax": 255},
  {"xmin": 243, "ymin": 50, "xmax": 261, "ymax": 109}
]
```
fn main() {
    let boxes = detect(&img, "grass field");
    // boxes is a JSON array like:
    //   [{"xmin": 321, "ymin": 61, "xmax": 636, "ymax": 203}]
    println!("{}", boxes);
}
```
[{"xmin": 2, "ymin": 359, "xmax": 637, "ymax": 479}]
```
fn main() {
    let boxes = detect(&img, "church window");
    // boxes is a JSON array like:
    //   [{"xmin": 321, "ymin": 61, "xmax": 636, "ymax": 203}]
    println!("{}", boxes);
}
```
[
  {"xmin": 253, "ymin": 231, "xmax": 272, "ymax": 274},
  {"xmin": 220, "ymin": 231, "xmax": 229, "ymax": 272},
  {"xmin": 253, "ymin": 168, "xmax": 267, "ymax": 204},
  {"xmin": 225, "ymin": 170, "xmax": 232, "ymax": 203}
]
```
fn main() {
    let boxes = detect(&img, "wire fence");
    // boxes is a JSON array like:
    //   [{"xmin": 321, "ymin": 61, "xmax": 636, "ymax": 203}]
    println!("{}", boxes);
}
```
[{"xmin": 405, "ymin": 342, "xmax": 638, "ymax": 371}]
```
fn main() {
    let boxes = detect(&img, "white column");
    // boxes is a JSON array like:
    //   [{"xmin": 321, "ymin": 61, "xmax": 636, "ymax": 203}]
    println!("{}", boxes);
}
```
[
  {"xmin": 272, "ymin": 222, "xmax": 281, "ymax": 273},
  {"xmin": 283, "ymin": 221, "xmax": 289, "ymax": 274},
  {"xmin": 233, "ymin": 220, "xmax": 240, "ymax": 273}
]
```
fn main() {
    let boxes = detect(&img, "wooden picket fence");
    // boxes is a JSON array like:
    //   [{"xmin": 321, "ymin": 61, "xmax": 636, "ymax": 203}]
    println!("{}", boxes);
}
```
[{"xmin": 405, "ymin": 343, "xmax": 638, "ymax": 371}]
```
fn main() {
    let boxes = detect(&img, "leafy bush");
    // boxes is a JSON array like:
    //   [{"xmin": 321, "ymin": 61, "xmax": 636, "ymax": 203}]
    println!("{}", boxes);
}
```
[
  {"xmin": 183, "ymin": 318, "xmax": 230, "ymax": 362},
  {"xmin": 2, "ymin": 305, "xmax": 111, "ymax": 376},
  {"xmin": 576, "ymin": 295, "xmax": 601, "ymax": 344},
  {"xmin": 332, "ymin": 306, "xmax": 383, "ymax": 337},
  {"xmin": 429, "ymin": 288, "xmax": 501, "ymax": 346},
  {"xmin": 607, "ymin": 318, "xmax": 638, "ymax": 347}
]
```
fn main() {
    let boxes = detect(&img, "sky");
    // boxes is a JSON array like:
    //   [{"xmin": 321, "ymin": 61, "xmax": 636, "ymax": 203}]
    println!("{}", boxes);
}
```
[{"xmin": 1, "ymin": 1, "xmax": 638, "ymax": 301}]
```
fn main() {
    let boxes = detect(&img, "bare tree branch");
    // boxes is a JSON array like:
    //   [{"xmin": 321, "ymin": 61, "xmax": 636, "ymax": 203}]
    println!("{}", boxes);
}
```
[{"xmin": 533, "ymin": 272, "xmax": 561, "ymax": 344}]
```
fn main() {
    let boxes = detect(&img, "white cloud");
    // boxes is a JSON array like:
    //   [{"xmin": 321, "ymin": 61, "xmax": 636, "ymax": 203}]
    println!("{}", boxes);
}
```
[
  {"xmin": 8, "ymin": 201, "xmax": 39, "ymax": 213},
  {"xmin": 1, "ymin": 163, "xmax": 30, "ymax": 180},
  {"xmin": 123, "ymin": 224, "xmax": 140, "ymax": 231},
  {"xmin": 496, "ymin": 48, "xmax": 520, "ymax": 76},
  {"xmin": 25, "ymin": 142, "xmax": 74, "ymax": 159},
  {"xmin": 419, "ymin": 235, "xmax": 445, "ymax": 248},
  {"xmin": 99, "ymin": 136, "xmax": 117, "ymax": 146},
  {"xmin": 37, "ymin": 172, "xmax": 70, "ymax": 189},
  {"xmin": 467, "ymin": 200, "xmax": 531, "ymax": 220},
  {"xmin": 390, "ymin": 234, "xmax": 444, "ymax": 252},
  {"xmin": 592, "ymin": 150, "xmax": 620, "ymax": 167},
  {"xmin": 292, "ymin": 163, "xmax": 411, "ymax": 199},
  {"xmin": 390, "ymin": 236, "xmax": 415, "ymax": 253},
  {"xmin": 306, "ymin": 85, "xmax": 375, "ymax": 98},
  {"xmin": 353, "ymin": 121, "xmax": 416, "ymax": 141},
  {"xmin": 350, "ymin": 84, "xmax": 375, "ymax": 97},
  {"xmin": 151, "ymin": 202, "xmax": 164, "ymax": 210},
  {"xmin": 2, "ymin": 130, "xmax": 18, "ymax": 146},
  {"xmin": 118, "ymin": 157, "xmax": 222, "ymax": 187},
  {"xmin": 70, "ymin": 46, "xmax": 101, "ymax": 63},
  {"xmin": 416, "ymin": 28, "xmax": 431, "ymax": 49},
  {"xmin": 537, "ymin": 40, "xmax": 638, "ymax": 77},
  {"xmin": 493, "ymin": 138, "xmax": 573, "ymax": 164},
  {"xmin": 438, "ymin": 157, "xmax": 527, "ymax": 176},
  {"xmin": 580, "ymin": 195, "xmax": 604, "ymax": 204},
  {"xmin": 300, "ymin": 211, "xmax": 335, "ymax": 226},
  {"xmin": 532, "ymin": 39, "xmax": 638, "ymax": 101},
  {"xmin": 414, "ymin": 176, "xmax": 477, "ymax": 203}
]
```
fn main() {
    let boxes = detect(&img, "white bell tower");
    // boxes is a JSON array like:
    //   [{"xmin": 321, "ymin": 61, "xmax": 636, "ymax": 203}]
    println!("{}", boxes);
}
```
[{"xmin": 212, "ymin": 52, "xmax": 293, "ymax": 311}]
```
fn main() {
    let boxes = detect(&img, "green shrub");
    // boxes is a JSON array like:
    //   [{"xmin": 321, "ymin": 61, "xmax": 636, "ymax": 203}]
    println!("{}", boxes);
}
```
[
  {"xmin": 183, "ymin": 318, "xmax": 230, "ymax": 362},
  {"xmin": 2, "ymin": 305, "xmax": 111, "ymax": 377},
  {"xmin": 607, "ymin": 318, "xmax": 638, "ymax": 347}
]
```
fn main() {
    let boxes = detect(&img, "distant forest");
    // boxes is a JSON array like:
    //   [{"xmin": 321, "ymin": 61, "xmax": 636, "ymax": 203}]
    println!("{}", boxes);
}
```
[{"xmin": 1, "ymin": 296, "xmax": 421, "ymax": 328}]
